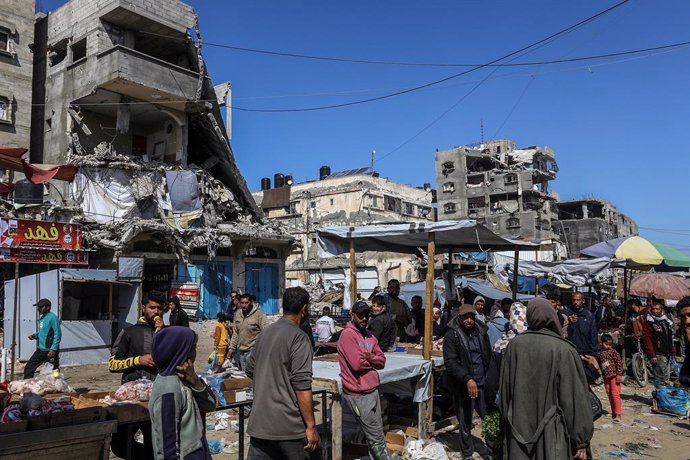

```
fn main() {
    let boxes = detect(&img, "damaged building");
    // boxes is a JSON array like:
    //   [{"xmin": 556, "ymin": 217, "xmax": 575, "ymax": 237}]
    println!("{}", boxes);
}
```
[
  {"xmin": 0, "ymin": 0, "xmax": 292, "ymax": 318},
  {"xmin": 435, "ymin": 139, "xmax": 559, "ymax": 243},
  {"xmin": 251, "ymin": 166, "xmax": 435, "ymax": 300},
  {"xmin": 555, "ymin": 198, "xmax": 639, "ymax": 258}
]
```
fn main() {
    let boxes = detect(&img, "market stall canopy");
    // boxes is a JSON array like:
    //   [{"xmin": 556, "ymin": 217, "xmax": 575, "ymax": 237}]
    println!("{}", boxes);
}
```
[
  {"xmin": 0, "ymin": 146, "xmax": 77, "ymax": 183},
  {"xmin": 317, "ymin": 220, "xmax": 532, "ymax": 257},
  {"xmin": 459, "ymin": 277, "xmax": 533, "ymax": 301},
  {"xmin": 629, "ymin": 273, "xmax": 690, "ymax": 300},
  {"xmin": 508, "ymin": 257, "xmax": 616, "ymax": 287},
  {"xmin": 581, "ymin": 236, "xmax": 690, "ymax": 269}
]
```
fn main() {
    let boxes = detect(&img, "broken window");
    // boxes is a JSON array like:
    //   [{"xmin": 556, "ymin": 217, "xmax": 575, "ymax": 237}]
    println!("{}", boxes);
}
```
[
  {"xmin": 71, "ymin": 38, "xmax": 87, "ymax": 62},
  {"xmin": 0, "ymin": 30, "xmax": 8, "ymax": 53},
  {"xmin": 504, "ymin": 173, "xmax": 518, "ymax": 185},
  {"xmin": 443, "ymin": 202, "xmax": 456, "ymax": 214},
  {"xmin": 466, "ymin": 156, "xmax": 494, "ymax": 172},
  {"xmin": 467, "ymin": 197, "xmax": 485, "ymax": 210},
  {"xmin": 290, "ymin": 201, "xmax": 299, "ymax": 214},
  {"xmin": 467, "ymin": 174, "xmax": 484, "ymax": 186},
  {"xmin": 48, "ymin": 38, "xmax": 68, "ymax": 66},
  {"xmin": 384, "ymin": 195, "xmax": 401, "ymax": 213},
  {"xmin": 506, "ymin": 217, "xmax": 520, "ymax": 229},
  {"xmin": 367, "ymin": 194, "xmax": 381, "ymax": 208},
  {"xmin": 442, "ymin": 161, "xmax": 455, "ymax": 175},
  {"xmin": 0, "ymin": 96, "xmax": 10, "ymax": 123},
  {"xmin": 403, "ymin": 202, "xmax": 415, "ymax": 215},
  {"xmin": 443, "ymin": 182, "xmax": 455, "ymax": 193},
  {"xmin": 418, "ymin": 207, "xmax": 431, "ymax": 218}
]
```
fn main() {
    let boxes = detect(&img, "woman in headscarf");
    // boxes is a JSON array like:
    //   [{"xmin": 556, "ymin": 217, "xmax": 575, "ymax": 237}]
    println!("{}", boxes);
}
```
[
  {"xmin": 493, "ymin": 302, "xmax": 529, "ymax": 354},
  {"xmin": 498, "ymin": 298, "xmax": 593, "ymax": 460},
  {"xmin": 150, "ymin": 326, "xmax": 218, "ymax": 459}
]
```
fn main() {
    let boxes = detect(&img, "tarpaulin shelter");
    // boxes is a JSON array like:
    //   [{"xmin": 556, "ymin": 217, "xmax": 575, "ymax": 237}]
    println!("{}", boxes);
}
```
[
  {"xmin": 508, "ymin": 257, "xmax": 616, "ymax": 287},
  {"xmin": 0, "ymin": 146, "xmax": 77, "ymax": 183},
  {"xmin": 317, "ymin": 220, "xmax": 535, "ymax": 358}
]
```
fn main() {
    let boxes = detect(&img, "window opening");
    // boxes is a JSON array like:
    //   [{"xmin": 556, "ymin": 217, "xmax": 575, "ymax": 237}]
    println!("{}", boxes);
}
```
[
  {"xmin": 0, "ymin": 97, "xmax": 9, "ymax": 122},
  {"xmin": 71, "ymin": 38, "xmax": 87, "ymax": 62}
]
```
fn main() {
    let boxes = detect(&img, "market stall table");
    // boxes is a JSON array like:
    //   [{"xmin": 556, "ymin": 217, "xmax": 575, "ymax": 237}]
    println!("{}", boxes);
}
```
[{"xmin": 312, "ymin": 352, "xmax": 444, "ymax": 460}]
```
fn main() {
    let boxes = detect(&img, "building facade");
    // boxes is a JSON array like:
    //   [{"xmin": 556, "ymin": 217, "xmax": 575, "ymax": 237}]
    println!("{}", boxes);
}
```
[
  {"xmin": 555, "ymin": 198, "xmax": 639, "ymax": 257},
  {"xmin": 0, "ymin": 1, "xmax": 34, "ymax": 152},
  {"xmin": 1, "ymin": 0, "xmax": 292, "ymax": 319},
  {"xmin": 252, "ymin": 167, "xmax": 435, "ymax": 296},
  {"xmin": 435, "ymin": 139, "xmax": 559, "ymax": 242}
]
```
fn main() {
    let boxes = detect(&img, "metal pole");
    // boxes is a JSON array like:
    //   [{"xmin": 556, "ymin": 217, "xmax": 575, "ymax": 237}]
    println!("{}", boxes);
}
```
[
  {"xmin": 349, "ymin": 238, "xmax": 357, "ymax": 305},
  {"xmin": 10, "ymin": 262, "xmax": 19, "ymax": 380},
  {"xmin": 622, "ymin": 267, "xmax": 629, "ymax": 372},
  {"xmin": 511, "ymin": 246, "xmax": 519, "ymax": 301},
  {"xmin": 423, "ymin": 233, "xmax": 436, "ymax": 360},
  {"xmin": 446, "ymin": 248, "xmax": 455, "ymax": 300}
]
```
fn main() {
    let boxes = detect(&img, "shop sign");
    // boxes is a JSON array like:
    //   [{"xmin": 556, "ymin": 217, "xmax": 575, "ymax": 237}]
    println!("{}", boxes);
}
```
[{"xmin": 0, "ymin": 218, "xmax": 83, "ymax": 251}]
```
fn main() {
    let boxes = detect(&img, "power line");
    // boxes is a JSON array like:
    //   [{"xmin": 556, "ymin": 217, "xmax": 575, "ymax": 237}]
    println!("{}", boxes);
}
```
[{"xmin": 230, "ymin": 0, "xmax": 633, "ymax": 113}]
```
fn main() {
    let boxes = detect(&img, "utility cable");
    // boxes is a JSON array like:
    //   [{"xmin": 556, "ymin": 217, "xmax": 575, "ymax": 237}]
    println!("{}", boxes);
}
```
[{"xmin": 229, "ymin": 0, "xmax": 633, "ymax": 112}]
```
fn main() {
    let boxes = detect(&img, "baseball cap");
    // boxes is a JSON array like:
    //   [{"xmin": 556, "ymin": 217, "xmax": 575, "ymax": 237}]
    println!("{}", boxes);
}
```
[
  {"xmin": 34, "ymin": 298, "xmax": 51, "ymax": 308},
  {"xmin": 351, "ymin": 301, "xmax": 371, "ymax": 314},
  {"xmin": 458, "ymin": 304, "xmax": 476, "ymax": 317}
]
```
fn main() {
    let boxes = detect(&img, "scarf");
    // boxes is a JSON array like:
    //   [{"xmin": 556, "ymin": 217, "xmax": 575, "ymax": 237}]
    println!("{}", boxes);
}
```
[
  {"xmin": 152, "ymin": 326, "xmax": 196, "ymax": 376},
  {"xmin": 646, "ymin": 312, "xmax": 673, "ymax": 327},
  {"xmin": 527, "ymin": 298, "xmax": 562, "ymax": 336},
  {"xmin": 493, "ymin": 302, "xmax": 529, "ymax": 353}
]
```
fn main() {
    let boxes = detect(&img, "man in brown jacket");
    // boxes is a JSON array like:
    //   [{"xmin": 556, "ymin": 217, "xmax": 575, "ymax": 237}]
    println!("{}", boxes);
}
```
[{"xmin": 229, "ymin": 293, "xmax": 268, "ymax": 372}]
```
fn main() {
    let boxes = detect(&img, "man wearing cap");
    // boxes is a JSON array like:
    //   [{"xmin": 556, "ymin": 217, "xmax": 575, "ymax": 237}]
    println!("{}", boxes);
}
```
[
  {"xmin": 24, "ymin": 299, "xmax": 62, "ymax": 378},
  {"xmin": 338, "ymin": 301, "xmax": 390, "ymax": 460},
  {"xmin": 443, "ymin": 304, "xmax": 496, "ymax": 460}
]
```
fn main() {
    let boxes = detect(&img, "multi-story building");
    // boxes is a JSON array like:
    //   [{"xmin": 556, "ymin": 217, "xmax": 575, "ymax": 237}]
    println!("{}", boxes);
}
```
[
  {"xmin": 555, "ymin": 198, "xmax": 639, "ymax": 257},
  {"xmin": 2, "ymin": 0, "xmax": 292, "ymax": 318},
  {"xmin": 252, "ymin": 166, "xmax": 435, "ymax": 297},
  {"xmin": 435, "ymin": 139, "xmax": 559, "ymax": 242},
  {"xmin": 0, "ymin": 1, "xmax": 34, "ymax": 154}
]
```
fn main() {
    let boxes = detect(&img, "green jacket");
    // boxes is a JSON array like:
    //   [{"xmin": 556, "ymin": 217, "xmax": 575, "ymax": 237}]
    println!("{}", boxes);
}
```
[
  {"xmin": 31, "ymin": 311, "xmax": 61, "ymax": 352},
  {"xmin": 499, "ymin": 329, "xmax": 593, "ymax": 460}
]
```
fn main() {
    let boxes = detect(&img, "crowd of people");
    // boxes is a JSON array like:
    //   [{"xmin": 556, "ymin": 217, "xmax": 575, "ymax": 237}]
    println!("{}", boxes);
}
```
[{"xmin": 19, "ymin": 279, "xmax": 690, "ymax": 460}]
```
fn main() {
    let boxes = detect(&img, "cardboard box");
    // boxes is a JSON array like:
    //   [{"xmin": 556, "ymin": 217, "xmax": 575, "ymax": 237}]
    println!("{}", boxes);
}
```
[
  {"xmin": 385, "ymin": 431, "xmax": 405, "ymax": 452},
  {"xmin": 221, "ymin": 377, "xmax": 253, "ymax": 391},
  {"xmin": 223, "ymin": 389, "xmax": 252, "ymax": 405}
]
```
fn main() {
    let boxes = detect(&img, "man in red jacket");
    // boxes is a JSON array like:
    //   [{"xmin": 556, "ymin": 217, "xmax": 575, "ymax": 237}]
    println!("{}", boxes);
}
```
[
  {"xmin": 337, "ymin": 301, "xmax": 390, "ymax": 460},
  {"xmin": 642, "ymin": 299, "xmax": 676, "ymax": 388}
]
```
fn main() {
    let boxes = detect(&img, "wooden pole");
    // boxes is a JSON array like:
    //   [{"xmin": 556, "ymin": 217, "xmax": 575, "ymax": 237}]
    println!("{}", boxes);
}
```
[
  {"xmin": 446, "ymin": 248, "xmax": 455, "ymax": 301},
  {"xmin": 622, "ymin": 267, "xmax": 629, "ymax": 372},
  {"xmin": 10, "ymin": 262, "xmax": 19, "ymax": 380},
  {"xmin": 511, "ymin": 246, "xmax": 519, "ymax": 301},
  {"xmin": 423, "ymin": 233, "xmax": 436, "ymax": 360},
  {"xmin": 349, "ymin": 238, "xmax": 357, "ymax": 306}
]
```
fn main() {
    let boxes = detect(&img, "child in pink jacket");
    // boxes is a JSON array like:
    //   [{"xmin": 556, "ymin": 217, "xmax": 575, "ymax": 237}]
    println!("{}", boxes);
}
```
[{"xmin": 337, "ymin": 301, "xmax": 390, "ymax": 460}]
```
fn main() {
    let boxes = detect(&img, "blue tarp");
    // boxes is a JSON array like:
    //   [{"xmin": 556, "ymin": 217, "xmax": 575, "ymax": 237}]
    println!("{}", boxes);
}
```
[{"xmin": 460, "ymin": 277, "xmax": 533, "ymax": 301}]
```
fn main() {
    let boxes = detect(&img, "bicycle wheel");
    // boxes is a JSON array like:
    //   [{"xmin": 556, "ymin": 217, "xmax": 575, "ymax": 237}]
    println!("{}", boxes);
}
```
[{"xmin": 632, "ymin": 352, "xmax": 648, "ymax": 387}]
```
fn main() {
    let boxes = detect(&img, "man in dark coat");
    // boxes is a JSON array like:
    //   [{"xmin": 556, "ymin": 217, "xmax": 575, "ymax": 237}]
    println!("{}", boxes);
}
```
[
  {"xmin": 443, "ymin": 304, "xmax": 496, "ymax": 459},
  {"xmin": 499, "ymin": 298, "xmax": 593, "ymax": 460},
  {"xmin": 368, "ymin": 295, "xmax": 395, "ymax": 352},
  {"xmin": 677, "ymin": 296, "xmax": 690, "ymax": 387},
  {"xmin": 563, "ymin": 292, "xmax": 598, "ymax": 357}
]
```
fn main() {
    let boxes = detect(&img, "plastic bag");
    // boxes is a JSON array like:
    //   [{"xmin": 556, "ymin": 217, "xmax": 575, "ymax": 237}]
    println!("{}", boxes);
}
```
[
  {"xmin": 7, "ymin": 374, "xmax": 72, "ymax": 396},
  {"xmin": 653, "ymin": 387, "xmax": 690, "ymax": 417},
  {"xmin": 404, "ymin": 438, "xmax": 449, "ymax": 460},
  {"xmin": 114, "ymin": 378, "xmax": 153, "ymax": 401}
]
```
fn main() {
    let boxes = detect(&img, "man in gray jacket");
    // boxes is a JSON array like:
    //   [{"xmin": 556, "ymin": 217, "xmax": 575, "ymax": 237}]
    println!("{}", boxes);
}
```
[{"xmin": 247, "ymin": 287, "xmax": 318, "ymax": 459}]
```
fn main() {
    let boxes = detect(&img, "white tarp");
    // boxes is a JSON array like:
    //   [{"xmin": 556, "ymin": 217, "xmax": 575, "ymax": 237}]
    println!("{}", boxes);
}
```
[
  {"xmin": 318, "ymin": 220, "xmax": 527, "ymax": 258},
  {"xmin": 509, "ymin": 257, "xmax": 613, "ymax": 286},
  {"xmin": 72, "ymin": 168, "xmax": 137, "ymax": 224},
  {"xmin": 313, "ymin": 353, "xmax": 442, "ymax": 402}
]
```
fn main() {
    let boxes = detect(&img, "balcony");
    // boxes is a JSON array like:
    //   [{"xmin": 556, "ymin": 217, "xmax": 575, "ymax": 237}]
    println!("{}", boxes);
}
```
[{"xmin": 91, "ymin": 45, "xmax": 201, "ymax": 110}]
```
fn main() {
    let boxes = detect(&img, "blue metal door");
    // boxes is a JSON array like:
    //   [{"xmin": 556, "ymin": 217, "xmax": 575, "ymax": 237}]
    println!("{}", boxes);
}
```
[
  {"xmin": 177, "ymin": 261, "xmax": 233, "ymax": 319},
  {"xmin": 245, "ymin": 262, "xmax": 279, "ymax": 315}
]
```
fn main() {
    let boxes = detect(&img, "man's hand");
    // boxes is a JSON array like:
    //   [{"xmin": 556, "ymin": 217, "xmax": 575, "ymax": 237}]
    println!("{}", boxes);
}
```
[
  {"xmin": 304, "ymin": 426, "xmax": 319, "ymax": 452},
  {"xmin": 28, "ymin": 334, "xmax": 37, "ymax": 341},
  {"xmin": 153, "ymin": 316, "xmax": 164, "ymax": 331},
  {"xmin": 467, "ymin": 379, "xmax": 478, "ymax": 399},
  {"xmin": 568, "ymin": 314, "xmax": 578, "ymax": 323},
  {"xmin": 139, "ymin": 353, "xmax": 155, "ymax": 367},
  {"xmin": 176, "ymin": 359, "xmax": 204, "ymax": 390},
  {"xmin": 573, "ymin": 447, "xmax": 587, "ymax": 459},
  {"xmin": 47, "ymin": 350, "xmax": 56, "ymax": 358}
]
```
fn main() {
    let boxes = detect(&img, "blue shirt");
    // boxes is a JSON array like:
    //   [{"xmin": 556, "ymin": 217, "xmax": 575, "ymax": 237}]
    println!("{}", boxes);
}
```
[
  {"xmin": 36, "ymin": 311, "xmax": 61, "ymax": 351},
  {"xmin": 563, "ymin": 307, "xmax": 598, "ymax": 356}
]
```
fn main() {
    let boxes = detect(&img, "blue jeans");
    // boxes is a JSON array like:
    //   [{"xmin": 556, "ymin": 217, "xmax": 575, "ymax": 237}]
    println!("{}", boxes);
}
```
[{"xmin": 235, "ymin": 350, "xmax": 253, "ymax": 372}]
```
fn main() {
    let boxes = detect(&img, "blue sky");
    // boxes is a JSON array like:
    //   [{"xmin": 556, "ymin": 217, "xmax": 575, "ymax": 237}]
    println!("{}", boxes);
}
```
[{"xmin": 41, "ymin": 0, "xmax": 690, "ymax": 253}]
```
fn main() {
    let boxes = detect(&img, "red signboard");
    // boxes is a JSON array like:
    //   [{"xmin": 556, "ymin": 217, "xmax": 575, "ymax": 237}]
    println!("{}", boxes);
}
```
[
  {"xmin": 0, "ymin": 247, "xmax": 89, "ymax": 265},
  {"xmin": 0, "ymin": 218, "xmax": 88, "ymax": 264},
  {"xmin": 0, "ymin": 218, "xmax": 83, "ymax": 251}
]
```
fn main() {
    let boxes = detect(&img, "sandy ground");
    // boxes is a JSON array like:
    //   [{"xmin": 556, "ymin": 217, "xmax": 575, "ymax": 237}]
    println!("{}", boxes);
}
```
[{"xmin": 6, "ymin": 322, "xmax": 689, "ymax": 459}]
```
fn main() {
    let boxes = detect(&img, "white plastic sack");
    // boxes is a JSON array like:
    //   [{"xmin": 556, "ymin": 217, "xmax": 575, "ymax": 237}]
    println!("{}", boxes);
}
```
[{"xmin": 404, "ymin": 438, "xmax": 449, "ymax": 460}]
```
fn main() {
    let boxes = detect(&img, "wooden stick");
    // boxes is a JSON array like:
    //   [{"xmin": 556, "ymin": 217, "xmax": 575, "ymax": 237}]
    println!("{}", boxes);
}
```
[
  {"xmin": 423, "ymin": 232, "xmax": 436, "ymax": 360},
  {"xmin": 511, "ymin": 246, "xmax": 519, "ymax": 301},
  {"xmin": 349, "ymin": 238, "xmax": 357, "ymax": 305},
  {"xmin": 10, "ymin": 262, "xmax": 19, "ymax": 380}
]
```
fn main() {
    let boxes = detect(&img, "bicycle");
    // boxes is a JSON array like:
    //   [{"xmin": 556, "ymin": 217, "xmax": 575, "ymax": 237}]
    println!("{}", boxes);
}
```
[{"xmin": 626, "ymin": 334, "xmax": 652, "ymax": 387}]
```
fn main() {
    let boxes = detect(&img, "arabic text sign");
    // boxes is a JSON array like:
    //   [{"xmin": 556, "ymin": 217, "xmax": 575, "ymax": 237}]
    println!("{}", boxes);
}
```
[
  {"xmin": 0, "ymin": 219, "xmax": 83, "ymax": 251},
  {"xmin": 0, "ymin": 247, "xmax": 89, "ymax": 265}
]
